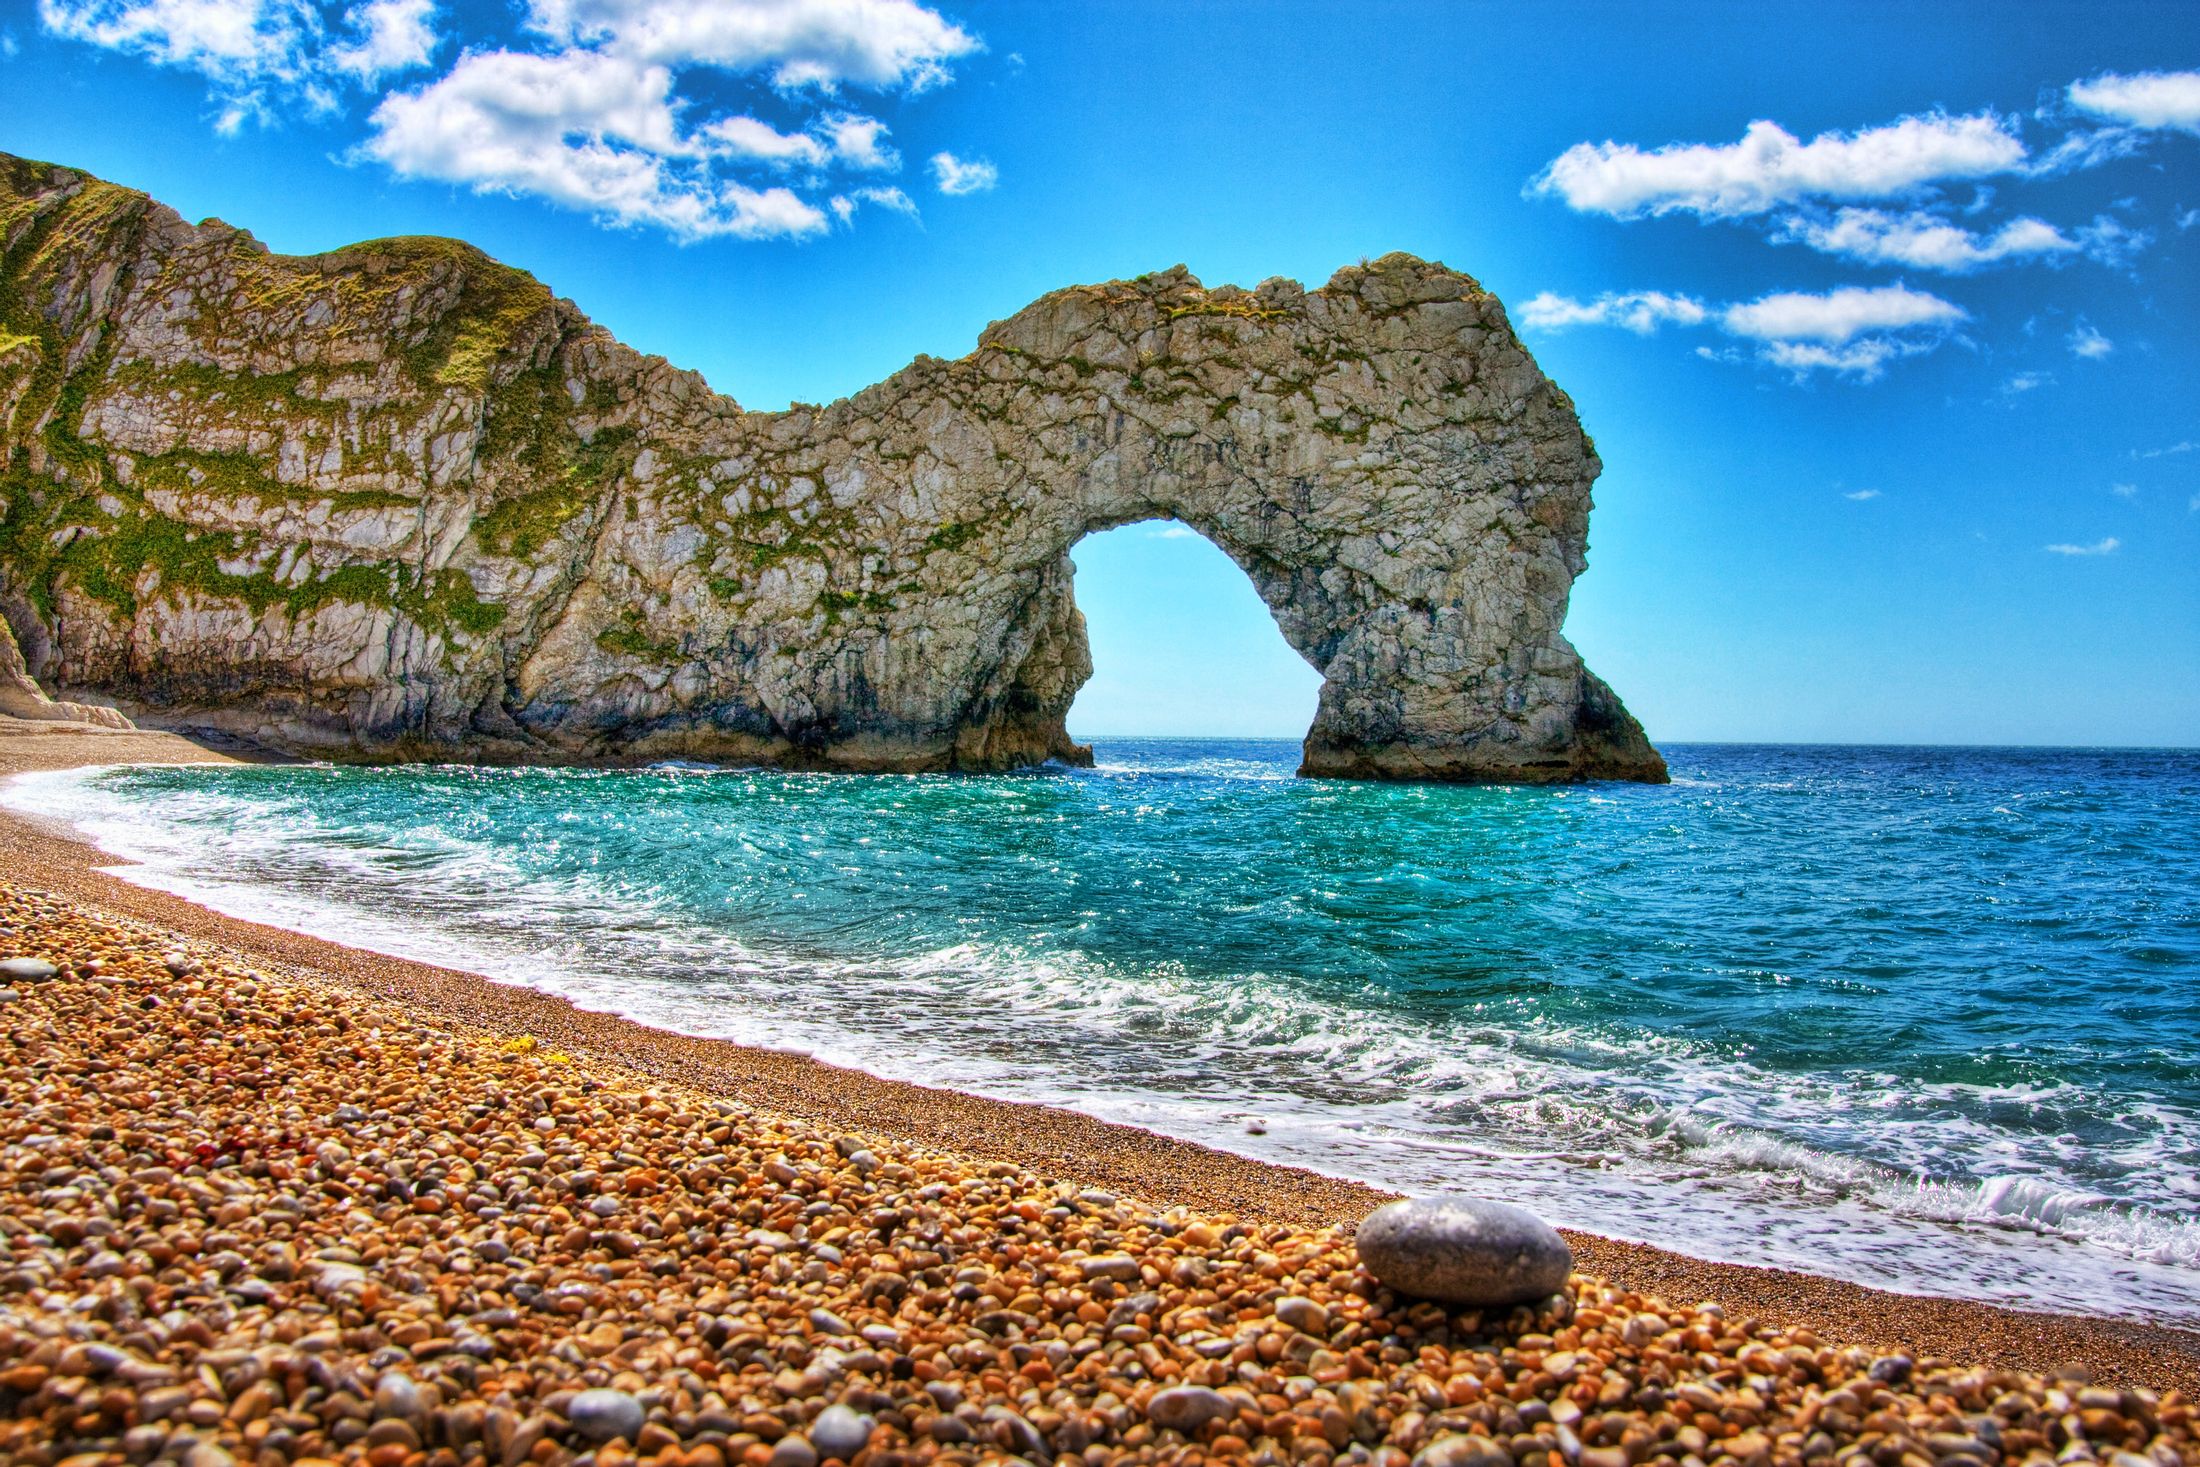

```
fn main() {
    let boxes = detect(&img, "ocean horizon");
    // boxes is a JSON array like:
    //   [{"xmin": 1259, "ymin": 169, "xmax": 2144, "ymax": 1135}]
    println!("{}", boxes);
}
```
[{"xmin": 9, "ymin": 737, "xmax": 2196, "ymax": 1327}]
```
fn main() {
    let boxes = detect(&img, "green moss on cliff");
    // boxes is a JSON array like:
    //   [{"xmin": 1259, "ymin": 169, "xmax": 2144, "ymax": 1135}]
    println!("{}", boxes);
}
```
[
  {"xmin": 817, "ymin": 587, "xmax": 893, "ymax": 626},
  {"xmin": 108, "ymin": 359, "xmax": 337, "ymax": 419},
  {"xmin": 474, "ymin": 420, "xmax": 634, "ymax": 559},
  {"xmin": 595, "ymin": 609, "xmax": 676, "ymax": 659},
  {"xmin": 134, "ymin": 445, "xmax": 290, "ymax": 502},
  {"xmin": 382, "ymin": 243, "xmax": 555, "ymax": 394},
  {"xmin": 1, "ymin": 462, "xmax": 502, "ymax": 636},
  {"xmin": 924, "ymin": 519, "xmax": 981, "ymax": 553},
  {"xmin": 0, "ymin": 167, "xmax": 544, "ymax": 652}
]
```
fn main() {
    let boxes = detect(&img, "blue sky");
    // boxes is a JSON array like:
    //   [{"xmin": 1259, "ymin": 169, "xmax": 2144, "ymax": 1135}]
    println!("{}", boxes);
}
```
[{"xmin": 2, "ymin": 0, "xmax": 2195, "ymax": 745}]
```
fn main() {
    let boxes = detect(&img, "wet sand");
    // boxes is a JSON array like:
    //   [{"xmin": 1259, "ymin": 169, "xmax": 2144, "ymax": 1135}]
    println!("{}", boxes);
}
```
[{"xmin": 2, "ymin": 717, "xmax": 2194, "ymax": 1397}]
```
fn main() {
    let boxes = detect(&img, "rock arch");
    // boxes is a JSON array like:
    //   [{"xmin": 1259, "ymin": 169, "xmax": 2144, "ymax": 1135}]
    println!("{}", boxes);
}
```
[{"xmin": 0, "ymin": 153, "xmax": 1665, "ymax": 783}]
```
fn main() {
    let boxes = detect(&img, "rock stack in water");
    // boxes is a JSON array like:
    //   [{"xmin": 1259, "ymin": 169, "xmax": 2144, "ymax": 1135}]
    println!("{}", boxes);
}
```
[
  {"xmin": 0, "ymin": 878, "xmax": 2193, "ymax": 1467},
  {"xmin": 0, "ymin": 150, "xmax": 1662, "ymax": 784}
]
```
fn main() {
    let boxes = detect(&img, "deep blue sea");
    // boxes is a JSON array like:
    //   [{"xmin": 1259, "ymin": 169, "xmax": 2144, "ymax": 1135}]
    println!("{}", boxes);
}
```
[{"xmin": 9, "ymin": 741, "xmax": 2198, "ymax": 1323}]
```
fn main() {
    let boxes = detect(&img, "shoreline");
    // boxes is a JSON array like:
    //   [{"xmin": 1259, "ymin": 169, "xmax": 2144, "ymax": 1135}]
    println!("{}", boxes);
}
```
[{"xmin": 2, "ymin": 718, "xmax": 2196, "ymax": 1394}]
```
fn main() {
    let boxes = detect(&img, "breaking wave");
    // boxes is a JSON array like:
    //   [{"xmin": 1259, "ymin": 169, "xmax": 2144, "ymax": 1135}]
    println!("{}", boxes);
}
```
[{"xmin": 8, "ymin": 739, "xmax": 2198, "ymax": 1322}]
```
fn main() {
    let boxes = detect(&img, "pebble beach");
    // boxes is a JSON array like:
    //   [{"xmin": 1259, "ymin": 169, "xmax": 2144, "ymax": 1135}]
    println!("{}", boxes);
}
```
[{"xmin": 2, "ymin": 723, "xmax": 2198, "ymax": 1467}]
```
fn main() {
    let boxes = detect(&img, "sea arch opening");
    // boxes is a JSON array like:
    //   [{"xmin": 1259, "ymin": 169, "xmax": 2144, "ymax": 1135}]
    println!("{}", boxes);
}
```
[{"xmin": 1062, "ymin": 517, "xmax": 1326, "ymax": 755}]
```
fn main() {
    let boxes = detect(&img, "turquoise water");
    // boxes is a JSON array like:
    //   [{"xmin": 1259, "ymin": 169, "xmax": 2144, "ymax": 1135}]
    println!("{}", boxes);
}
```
[{"xmin": 9, "ymin": 740, "xmax": 2198, "ymax": 1322}]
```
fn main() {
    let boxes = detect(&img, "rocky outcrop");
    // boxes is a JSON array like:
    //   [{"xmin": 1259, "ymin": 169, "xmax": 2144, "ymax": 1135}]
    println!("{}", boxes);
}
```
[
  {"xmin": 0, "ymin": 152, "xmax": 1664, "ymax": 783},
  {"xmin": 0, "ymin": 610, "xmax": 131, "ymax": 728}
]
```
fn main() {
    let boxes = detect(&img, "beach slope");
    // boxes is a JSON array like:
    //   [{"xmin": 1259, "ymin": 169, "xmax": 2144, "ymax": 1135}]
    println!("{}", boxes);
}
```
[{"xmin": 1, "ymin": 725, "xmax": 2197, "ymax": 1467}]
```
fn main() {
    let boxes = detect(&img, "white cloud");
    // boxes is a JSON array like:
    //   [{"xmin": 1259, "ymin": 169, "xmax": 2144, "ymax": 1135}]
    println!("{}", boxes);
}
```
[
  {"xmin": 1529, "ymin": 86, "xmax": 2180, "ymax": 278},
  {"xmin": 2044, "ymin": 537, "xmax": 2120, "ymax": 556},
  {"xmin": 364, "ymin": 49, "xmax": 829, "ymax": 240},
  {"xmin": 2110, "ymin": 482, "xmax": 2139, "ymax": 500},
  {"xmin": 521, "ymin": 0, "xmax": 978, "ymax": 91},
  {"xmin": 1518, "ymin": 290, "xmax": 1706, "ymax": 334},
  {"xmin": 1844, "ymin": 488, "xmax": 1882, "ymax": 501},
  {"xmin": 1522, "ymin": 281, "xmax": 1964, "ymax": 381},
  {"xmin": 2000, "ymin": 371, "xmax": 2052, "ymax": 395},
  {"xmin": 1147, "ymin": 523, "xmax": 1201, "ymax": 540},
  {"xmin": 39, "ymin": 0, "xmax": 437, "ymax": 127},
  {"xmin": 3, "ymin": 27, "xmax": 22, "ymax": 56},
  {"xmin": 1720, "ymin": 284, "xmax": 1965, "ymax": 344},
  {"xmin": 325, "ymin": 0, "xmax": 432, "ymax": 80},
  {"xmin": 41, "ymin": 0, "xmax": 314, "ymax": 75},
  {"xmin": 48, "ymin": 0, "xmax": 990, "ymax": 241},
  {"xmin": 354, "ymin": 0, "xmax": 987, "ymax": 239},
  {"xmin": 2068, "ymin": 323, "xmax": 2113, "ymax": 359},
  {"xmin": 2136, "ymin": 440, "xmax": 2196, "ymax": 459},
  {"xmin": 929, "ymin": 151, "xmax": 997, "ymax": 195},
  {"xmin": 819, "ymin": 112, "xmax": 897, "ymax": 169},
  {"xmin": 1530, "ymin": 111, "xmax": 2027, "ymax": 219},
  {"xmin": 1775, "ymin": 207, "xmax": 2084, "ymax": 271},
  {"xmin": 698, "ymin": 115, "xmax": 826, "ymax": 167},
  {"xmin": 2180, "ymin": 207, "xmax": 2200, "ymax": 231},
  {"xmin": 2068, "ymin": 70, "xmax": 2200, "ymax": 134}
]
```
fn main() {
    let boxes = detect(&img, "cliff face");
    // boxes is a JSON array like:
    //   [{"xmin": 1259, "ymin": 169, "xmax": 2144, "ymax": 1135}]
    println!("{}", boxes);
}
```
[{"xmin": 0, "ymin": 152, "xmax": 1665, "ymax": 783}]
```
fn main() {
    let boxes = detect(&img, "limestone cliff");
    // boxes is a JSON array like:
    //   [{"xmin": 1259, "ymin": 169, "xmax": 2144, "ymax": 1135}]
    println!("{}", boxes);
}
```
[{"xmin": 0, "ymin": 152, "xmax": 1664, "ymax": 783}]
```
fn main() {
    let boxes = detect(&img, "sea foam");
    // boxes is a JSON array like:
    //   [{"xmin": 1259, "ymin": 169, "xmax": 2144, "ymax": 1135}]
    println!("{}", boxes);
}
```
[{"xmin": 7, "ymin": 739, "xmax": 2198, "ymax": 1322}]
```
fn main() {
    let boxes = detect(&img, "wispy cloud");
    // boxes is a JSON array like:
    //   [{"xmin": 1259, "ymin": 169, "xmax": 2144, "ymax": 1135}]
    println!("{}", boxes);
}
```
[
  {"xmin": 39, "ymin": 0, "xmax": 444, "ymax": 128},
  {"xmin": 1517, "ymin": 290, "xmax": 1707, "ymax": 334},
  {"xmin": 1523, "ymin": 282, "xmax": 1966, "ymax": 381},
  {"xmin": 1771, "ymin": 206, "xmax": 2147, "ymax": 272},
  {"xmin": 929, "ymin": 151, "xmax": 998, "ymax": 195},
  {"xmin": 2000, "ymin": 371, "xmax": 2052, "ymax": 396},
  {"xmin": 1147, "ymin": 524, "xmax": 1201, "ymax": 540},
  {"xmin": 1844, "ymin": 488, "xmax": 1883, "ymax": 501},
  {"xmin": 2044, "ymin": 537, "xmax": 2121, "ymax": 556},
  {"xmin": 2110, "ymin": 482, "xmax": 2139, "ymax": 500},
  {"xmin": 2135, "ymin": 440, "xmax": 2197, "ymax": 459},
  {"xmin": 2067, "ymin": 323, "xmax": 2114, "ymax": 360}
]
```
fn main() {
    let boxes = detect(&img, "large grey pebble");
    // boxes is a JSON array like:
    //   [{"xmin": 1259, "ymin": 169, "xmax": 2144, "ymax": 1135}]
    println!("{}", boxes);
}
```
[
  {"xmin": 0, "ymin": 988, "xmax": 20, "ymax": 1004},
  {"xmin": 810, "ymin": 1403, "xmax": 874, "ymax": 1461},
  {"xmin": 1146, "ymin": 1385, "xmax": 1234, "ymax": 1432},
  {"xmin": 567, "ymin": 1388, "xmax": 645, "ymax": 1444},
  {"xmin": 0, "ymin": 957, "xmax": 57, "ymax": 981},
  {"xmin": 1355, "ymin": 1195, "xmax": 1572, "ymax": 1307}
]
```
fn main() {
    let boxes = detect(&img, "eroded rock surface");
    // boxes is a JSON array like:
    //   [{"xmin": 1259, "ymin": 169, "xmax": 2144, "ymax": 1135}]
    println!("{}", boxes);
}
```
[
  {"xmin": 0, "ymin": 151, "xmax": 1663, "ymax": 782},
  {"xmin": 0, "ymin": 605, "xmax": 131, "ymax": 728}
]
